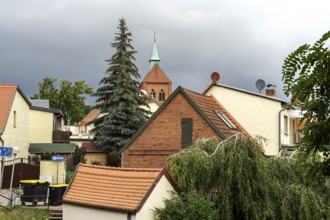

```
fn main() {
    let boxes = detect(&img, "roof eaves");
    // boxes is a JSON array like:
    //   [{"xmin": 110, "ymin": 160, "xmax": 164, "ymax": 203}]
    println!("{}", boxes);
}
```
[
  {"xmin": 16, "ymin": 85, "xmax": 32, "ymax": 106},
  {"xmin": 30, "ymin": 106, "xmax": 62, "ymax": 114},
  {"xmin": 204, "ymin": 83, "xmax": 287, "ymax": 103},
  {"xmin": 119, "ymin": 86, "xmax": 183, "ymax": 153},
  {"xmin": 62, "ymin": 200, "xmax": 138, "ymax": 214}
]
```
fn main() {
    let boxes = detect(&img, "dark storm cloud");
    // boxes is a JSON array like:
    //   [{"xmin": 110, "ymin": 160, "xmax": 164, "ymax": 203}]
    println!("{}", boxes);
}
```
[{"xmin": 1, "ymin": 0, "xmax": 329, "ymax": 104}]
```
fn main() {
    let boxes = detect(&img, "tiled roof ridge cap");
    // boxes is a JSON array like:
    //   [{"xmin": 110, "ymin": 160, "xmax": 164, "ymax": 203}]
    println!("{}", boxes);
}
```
[
  {"xmin": 0, "ymin": 84, "xmax": 17, "ymax": 87},
  {"xmin": 183, "ymin": 88, "xmax": 213, "ymax": 99},
  {"xmin": 79, "ymin": 163, "xmax": 161, "ymax": 172}
]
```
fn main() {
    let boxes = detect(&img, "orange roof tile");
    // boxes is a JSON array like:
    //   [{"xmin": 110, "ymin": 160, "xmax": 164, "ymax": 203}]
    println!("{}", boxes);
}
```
[
  {"xmin": 0, "ymin": 84, "xmax": 17, "ymax": 134},
  {"xmin": 141, "ymin": 64, "xmax": 171, "ymax": 83},
  {"xmin": 79, "ymin": 108, "xmax": 100, "ymax": 126},
  {"xmin": 63, "ymin": 164, "xmax": 178, "ymax": 212},
  {"xmin": 184, "ymin": 88, "xmax": 250, "ymax": 138}
]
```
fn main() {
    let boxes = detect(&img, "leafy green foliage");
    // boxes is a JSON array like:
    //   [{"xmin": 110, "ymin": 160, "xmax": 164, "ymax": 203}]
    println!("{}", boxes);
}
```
[
  {"xmin": 91, "ymin": 160, "xmax": 102, "ymax": 165},
  {"xmin": 154, "ymin": 191, "xmax": 217, "ymax": 220},
  {"xmin": 31, "ymin": 77, "xmax": 93, "ymax": 124},
  {"xmin": 162, "ymin": 137, "xmax": 330, "ymax": 219},
  {"xmin": 73, "ymin": 145, "xmax": 86, "ymax": 166},
  {"xmin": 92, "ymin": 18, "xmax": 149, "ymax": 151},
  {"xmin": 0, "ymin": 206, "xmax": 50, "ymax": 220},
  {"xmin": 282, "ymin": 30, "xmax": 330, "ymax": 177}
]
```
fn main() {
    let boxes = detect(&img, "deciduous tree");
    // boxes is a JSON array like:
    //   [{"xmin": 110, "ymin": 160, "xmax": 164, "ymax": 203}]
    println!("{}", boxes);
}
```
[
  {"xmin": 282, "ymin": 30, "xmax": 330, "ymax": 177},
  {"xmin": 32, "ymin": 77, "xmax": 93, "ymax": 125}
]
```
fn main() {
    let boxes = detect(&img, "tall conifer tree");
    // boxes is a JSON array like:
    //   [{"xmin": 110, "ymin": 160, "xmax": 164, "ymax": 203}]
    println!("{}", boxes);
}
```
[{"xmin": 92, "ymin": 18, "xmax": 149, "ymax": 151}]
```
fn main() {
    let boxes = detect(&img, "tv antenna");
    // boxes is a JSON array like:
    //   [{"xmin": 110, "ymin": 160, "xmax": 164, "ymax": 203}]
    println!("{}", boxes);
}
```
[{"xmin": 255, "ymin": 79, "xmax": 266, "ymax": 94}]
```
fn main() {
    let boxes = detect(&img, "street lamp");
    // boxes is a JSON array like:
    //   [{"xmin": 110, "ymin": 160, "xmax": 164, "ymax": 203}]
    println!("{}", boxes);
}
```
[{"xmin": 8, "ymin": 146, "xmax": 20, "ymax": 207}]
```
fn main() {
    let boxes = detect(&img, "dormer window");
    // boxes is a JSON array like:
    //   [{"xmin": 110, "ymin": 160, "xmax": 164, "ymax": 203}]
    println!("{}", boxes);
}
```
[
  {"xmin": 214, "ymin": 110, "xmax": 237, "ymax": 130},
  {"xmin": 159, "ymin": 89, "xmax": 165, "ymax": 101},
  {"xmin": 150, "ymin": 89, "xmax": 155, "ymax": 99}
]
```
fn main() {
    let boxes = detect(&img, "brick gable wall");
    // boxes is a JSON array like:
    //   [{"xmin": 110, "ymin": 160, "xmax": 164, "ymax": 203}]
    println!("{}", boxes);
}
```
[{"xmin": 122, "ymin": 93, "xmax": 221, "ymax": 168}]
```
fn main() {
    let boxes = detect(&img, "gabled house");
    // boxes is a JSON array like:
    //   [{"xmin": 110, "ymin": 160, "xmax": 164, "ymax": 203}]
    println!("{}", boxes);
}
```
[
  {"xmin": 204, "ymin": 72, "xmax": 304, "ymax": 155},
  {"xmin": 120, "ymin": 86, "xmax": 250, "ymax": 168},
  {"xmin": 0, "ymin": 84, "xmax": 31, "ymax": 158},
  {"xmin": 29, "ymin": 105, "xmax": 64, "ymax": 143},
  {"xmin": 63, "ymin": 164, "xmax": 178, "ymax": 220},
  {"xmin": 70, "ymin": 108, "xmax": 100, "ymax": 146},
  {"xmin": 28, "ymin": 99, "xmax": 74, "ymax": 156},
  {"xmin": 81, "ymin": 142, "xmax": 108, "ymax": 166}
]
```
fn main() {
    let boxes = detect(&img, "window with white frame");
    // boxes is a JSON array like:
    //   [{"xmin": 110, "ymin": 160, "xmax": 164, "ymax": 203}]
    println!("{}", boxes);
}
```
[{"xmin": 214, "ymin": 110, "xmax": 237, "ymax": 130}]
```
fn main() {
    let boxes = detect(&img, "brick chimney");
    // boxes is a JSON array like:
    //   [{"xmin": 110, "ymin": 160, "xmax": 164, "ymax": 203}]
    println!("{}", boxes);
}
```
[{"xmin": 266, "ymin": 89, "xmax": 276, "ymax": 97}]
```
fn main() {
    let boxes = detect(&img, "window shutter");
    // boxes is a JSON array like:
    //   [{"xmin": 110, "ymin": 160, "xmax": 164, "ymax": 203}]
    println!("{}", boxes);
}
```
[{"xmin": 181, "ymin": 118, "xmax": 192, "ymax": 148}]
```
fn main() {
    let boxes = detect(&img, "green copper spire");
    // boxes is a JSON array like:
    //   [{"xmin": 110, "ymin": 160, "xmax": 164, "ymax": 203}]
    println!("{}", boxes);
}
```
[{"xmin": 149, "ymin": 32, "xmax": 160, "ymax": 68}]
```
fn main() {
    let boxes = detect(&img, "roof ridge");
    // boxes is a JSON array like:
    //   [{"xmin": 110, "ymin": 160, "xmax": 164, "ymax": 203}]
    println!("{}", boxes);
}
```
[{"xmin": 79, "ymin": 163, "xmax": 162, "ymax": 172}]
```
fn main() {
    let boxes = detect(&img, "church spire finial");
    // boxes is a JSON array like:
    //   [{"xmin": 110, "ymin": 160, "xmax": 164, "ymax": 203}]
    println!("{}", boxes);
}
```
[{"xmin": 149, "ymin": 32, "xmax": 160, "ymax": 69}]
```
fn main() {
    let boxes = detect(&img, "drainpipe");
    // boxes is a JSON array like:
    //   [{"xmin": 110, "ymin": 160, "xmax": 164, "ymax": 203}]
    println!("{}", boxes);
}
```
[
  {"xmin": 127, "ymin": 212, "xmax": 133, "ymax": 220},
  {"xmin": 279, "ymin": 104, "xmax": 289, "ymax": 155},
  {"xmin": 0, "ymin": 135, "xmax": 4, "ymax": 192}
]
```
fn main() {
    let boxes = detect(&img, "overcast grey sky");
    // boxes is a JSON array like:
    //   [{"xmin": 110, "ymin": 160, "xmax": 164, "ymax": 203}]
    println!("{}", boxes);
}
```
[{"xmin": 1, "ymin": 0, "xmax": 329, "ymax": 104}]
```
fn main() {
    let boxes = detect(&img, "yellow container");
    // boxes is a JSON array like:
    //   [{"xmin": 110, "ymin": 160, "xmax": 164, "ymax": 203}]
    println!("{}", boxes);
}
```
[
  {"xmin": 20, "ymin": 180, "xmax": 47, "ymax": 184},
  {"xmin": 49, "ymin": 184, "xmax": 69, "ymax": 188}
]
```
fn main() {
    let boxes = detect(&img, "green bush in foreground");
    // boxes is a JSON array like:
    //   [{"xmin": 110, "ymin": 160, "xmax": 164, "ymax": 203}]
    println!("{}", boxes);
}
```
[
  {"xmin": 154, "ymin": 191, "xmax": 217, "ymax": 220},
  {"xmin": 155, "ymin": 137, "xmax": 330, "ymax": 220},
  {"xmin": 0, "ymin": 206, "xmax": 50, "ymax": 220}
]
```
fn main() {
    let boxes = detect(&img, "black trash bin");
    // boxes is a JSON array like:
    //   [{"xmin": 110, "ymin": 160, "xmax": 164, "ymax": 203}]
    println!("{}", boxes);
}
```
[
  {"xmin": 20, "ymin": 180, "xmax": 49, "ymax": 206},
  {"xmin": 49, "ymin": 184, "xmax": 68, "ymax": 206}
]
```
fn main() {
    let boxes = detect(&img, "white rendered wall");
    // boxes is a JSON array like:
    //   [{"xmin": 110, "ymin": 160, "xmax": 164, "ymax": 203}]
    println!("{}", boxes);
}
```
[
  {"xmin": 29, "ymin": 109, "xmax": 53, "ymax": 143},
  {"xmin": 2, "ymin": 91, "xmax": 30, "ymax": 159},
  {"xmin": 206, "ymin": 86, "xmax": 282, "ymax": 155},
  {"xmin": 63, "ymin": 204, "xmax": 133, "ymax": 220},
  {"xmin": 136, "ymin": 175, "xmax": 176, "ymax": 220}
]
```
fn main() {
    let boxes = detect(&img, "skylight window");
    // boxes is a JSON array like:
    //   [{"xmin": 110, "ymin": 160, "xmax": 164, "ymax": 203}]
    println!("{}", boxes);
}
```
[{"xmin": 214, "ymin": 110, "xmax": 237, "ymax": 130}]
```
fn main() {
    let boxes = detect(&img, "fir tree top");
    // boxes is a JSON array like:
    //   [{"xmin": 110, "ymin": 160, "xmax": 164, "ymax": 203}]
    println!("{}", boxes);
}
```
[{"xmin": 92, "ymin": 18, "xmax": 149, "ymax": 152}]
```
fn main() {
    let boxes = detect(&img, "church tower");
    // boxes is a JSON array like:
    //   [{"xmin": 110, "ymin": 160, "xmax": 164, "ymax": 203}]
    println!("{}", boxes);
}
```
[{"xmin": 140, "ymin": 35, "xmax": 172, "ymax": 103}]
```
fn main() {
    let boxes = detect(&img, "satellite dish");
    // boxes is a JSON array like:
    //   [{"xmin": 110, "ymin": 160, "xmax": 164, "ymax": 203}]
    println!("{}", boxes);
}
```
[{"xmin": 255, "ymin": 79, "xmax": 265, "ymax": 93}]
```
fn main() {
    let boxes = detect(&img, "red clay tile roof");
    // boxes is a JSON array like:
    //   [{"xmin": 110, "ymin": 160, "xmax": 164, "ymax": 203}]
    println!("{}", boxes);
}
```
[
  {"xmin": 79, "ymin": 108, "xmax": 100, "ymax": 126},
  {"xmin": 81, "ymin": 142, "xmax": 105, "ymax": 152},
  {"xmin": 0, "ymin": 84, "xmax": 17, "ymax": 134},
  {"xmin": 63, "ymin": 164, "xmax": 177, "ymax": 212},
  {"xmin": 141, "ymin": 64, "xmax": 171, "ymax": 83},
  {"xmin": 184, "ymin": 88, "xmax": 251, "ymax": 138}
]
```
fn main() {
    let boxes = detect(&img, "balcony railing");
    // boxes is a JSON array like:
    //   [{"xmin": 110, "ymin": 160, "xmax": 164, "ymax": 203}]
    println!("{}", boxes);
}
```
[{"xmin": 52, "ymin": 131, "xmax": 71, "ymax": 143}]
